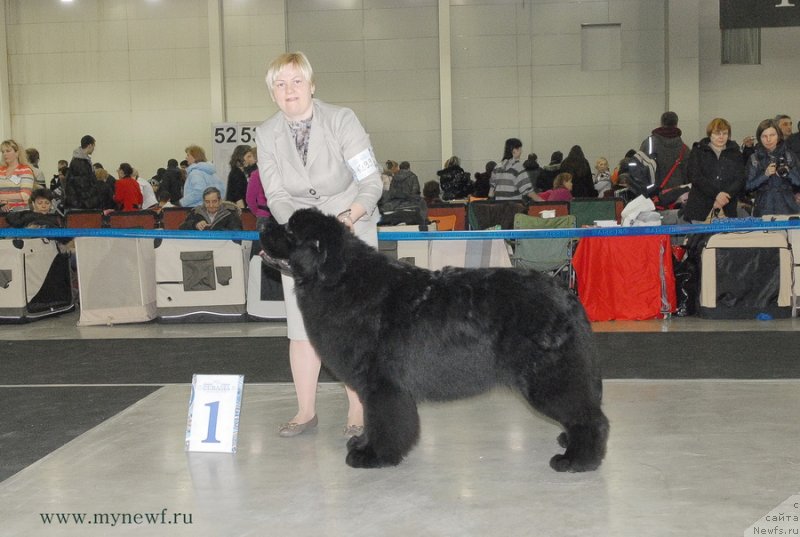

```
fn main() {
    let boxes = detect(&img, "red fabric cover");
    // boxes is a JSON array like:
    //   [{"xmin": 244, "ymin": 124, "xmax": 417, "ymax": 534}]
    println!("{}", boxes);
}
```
[{"xmin": 572, "ymin": 235, "xmax": 677, "ymax": 321}]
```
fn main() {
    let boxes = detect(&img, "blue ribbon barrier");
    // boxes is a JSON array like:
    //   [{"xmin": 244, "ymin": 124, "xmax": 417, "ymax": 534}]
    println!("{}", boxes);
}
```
[{"xmin": 1, "ymin": 217, "xmax": 799, "ymax": 242}]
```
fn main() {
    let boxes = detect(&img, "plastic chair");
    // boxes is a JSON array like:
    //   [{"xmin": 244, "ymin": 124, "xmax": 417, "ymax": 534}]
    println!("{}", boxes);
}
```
[
  {"xmin": 65, "ymin": 210, "xmax": 105, "ymax": 229},
  {"xmin": 512, "ymin": 213, "xmax": 577, "ymax": 288},
  {"xmin": 426, "ymin": 203, "xmax": 467, "ymax": 231},
  {"xmin": 240, "ymin": 208, "xmax": 258, "ymax": 231},
  {"xmin": 428, "ymin": 214, "xmax": 456, "ymax": 231},
  {"xmin": 107, "ymin": 210, "xmax": 158, "ymax": 229},
  {"xmin": 160, "ymin": 207, "xmax": 192, "ymax": 230}
]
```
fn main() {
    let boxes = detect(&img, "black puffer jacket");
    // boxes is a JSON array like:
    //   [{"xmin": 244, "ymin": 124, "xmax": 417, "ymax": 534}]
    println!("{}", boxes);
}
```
[
  {"xmin": 746, "ymin": 142, "xmax": 800, "ymax": 217},
  {"xmin": 64, "ymin": 149, "xmax": 102, "ymax": 210},
  {"xmin": 682, "ymin": 138, "xmax": 745, "ymax": 221}
]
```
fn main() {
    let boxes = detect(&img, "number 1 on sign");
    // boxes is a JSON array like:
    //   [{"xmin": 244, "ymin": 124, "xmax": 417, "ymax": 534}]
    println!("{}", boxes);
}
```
[{"xmin": 203, "ymin": 401, "xmax": 221, "ymax": 444}]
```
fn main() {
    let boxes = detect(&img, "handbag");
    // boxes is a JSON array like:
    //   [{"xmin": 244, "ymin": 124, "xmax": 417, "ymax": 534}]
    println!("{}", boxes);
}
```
[{"xmin": 703, "ymin": 207, "xmax": 726, "ymax": 224}]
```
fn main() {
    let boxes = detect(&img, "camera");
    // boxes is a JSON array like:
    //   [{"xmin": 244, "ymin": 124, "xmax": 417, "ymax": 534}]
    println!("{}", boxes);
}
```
[{"xmin": 776, "ymin": 157, "xmax": 790, "ymax": 178}]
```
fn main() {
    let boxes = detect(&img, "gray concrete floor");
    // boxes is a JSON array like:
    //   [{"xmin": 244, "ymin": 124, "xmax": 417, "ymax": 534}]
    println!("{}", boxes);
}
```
[{"xmin": 1, "ymin": 380, "xmax": 798, "ymax": 536}]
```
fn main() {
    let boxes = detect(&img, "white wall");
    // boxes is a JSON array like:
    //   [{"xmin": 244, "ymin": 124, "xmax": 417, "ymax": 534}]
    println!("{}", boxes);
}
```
[{"xmin": 4, "ymin": 0, "xmax": 800, "ymax": 185}]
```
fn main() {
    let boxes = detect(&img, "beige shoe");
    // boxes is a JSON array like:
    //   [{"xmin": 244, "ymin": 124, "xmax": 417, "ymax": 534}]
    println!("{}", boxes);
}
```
[
  {"xmin": 343, "ymin": 424, "xmax": 364, "ymax": 439},
  {"xmin": 278, "ymin": 415, "xmax": 318, "ymax": 437}
]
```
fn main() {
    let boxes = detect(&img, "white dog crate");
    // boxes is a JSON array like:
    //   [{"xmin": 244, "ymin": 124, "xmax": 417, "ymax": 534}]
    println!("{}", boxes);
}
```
[
  {"xmin": 155, "ymin": 239, "xmax": 250, "ymax": 322},
  {"xmin": 762, "ymin": 215, "xmax": 800, "ymax": 316},
  {"xmin": 246, "ymin": 254, "xmax": 286, "ymax": 321},
  {"xmin": 75, "ymin": 237, "xmax": 156, "ymax": 326},
  {"xmin": 378, "ymin": 223, "xmax": 435, "ymax": 269},
  {"xmin": 0, "ymin": 238, "xmax": 74, "ymax": 323}
]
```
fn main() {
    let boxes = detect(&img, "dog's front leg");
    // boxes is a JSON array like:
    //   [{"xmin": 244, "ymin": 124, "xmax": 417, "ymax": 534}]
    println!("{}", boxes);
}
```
[{"xmin": 345, "ymin": 378, "xmax": 420, "ymax": 469}]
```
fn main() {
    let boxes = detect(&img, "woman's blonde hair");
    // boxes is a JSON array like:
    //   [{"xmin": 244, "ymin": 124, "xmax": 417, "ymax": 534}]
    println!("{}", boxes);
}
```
[
  {"xmin": 553, "ymin": 172, "xmax": 573, "ymax": 189},
  {"xmin": 0, "ymin": 139, "xmax": 25, "ymax": 165},
  {"xmin": 185, "ymin": 144, "xmax": 207, "ymax": 163},
  {"xmin": 265, "ymin": 52, "xmax": 315, "ymax": 101}
]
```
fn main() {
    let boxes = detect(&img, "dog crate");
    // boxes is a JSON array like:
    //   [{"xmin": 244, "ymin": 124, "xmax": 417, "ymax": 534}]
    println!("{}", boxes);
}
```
[
  {"xmin": 0, "ymin": 238, "xmax": 74, "ymax": 323},
  {"xmin": 155, "ymin": 239, "xmax": 250, "ymax": 322},
  {"xmin": 246, "ymin": 254, "xmax": 286, "ymax": 321}
]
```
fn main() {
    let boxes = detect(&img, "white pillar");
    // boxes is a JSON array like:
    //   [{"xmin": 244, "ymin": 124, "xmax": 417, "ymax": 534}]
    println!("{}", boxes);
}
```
[
  {"xmin": 665, "ymin": 0, "xmax": 700, "ymax": 138},
  {"xmin": 438, "ymin": 0, "xmax": 452, "ymax": 162},
  {"xmin": 208, "ymin": 0, "xmax": 226, "ymax": 123},
  {"xmin": 0, "ymin": 0, "xmax": 12, "ymax": 139}
]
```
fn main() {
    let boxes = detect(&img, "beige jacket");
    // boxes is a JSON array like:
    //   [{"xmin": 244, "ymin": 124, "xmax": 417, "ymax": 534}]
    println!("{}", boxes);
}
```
[{"xmin": 255, "ymin": 99, "xmax": 383, "ymax": 227}]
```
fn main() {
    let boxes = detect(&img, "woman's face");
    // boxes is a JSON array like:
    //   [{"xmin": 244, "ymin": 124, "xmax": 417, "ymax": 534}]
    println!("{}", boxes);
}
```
[
  {"xmin": 272, "ymin": 63, "xmax": 315, "ymax": 121},
  {"xmin": 243, "ymin": 151, "xmax": 256, "ymax": 167},
  {"xmin": 33, "ymin": 197, "xmax": 51, "ymax": 214},
  {"xmin": 760, "ymin": 127, "xmax": 779, "ymax": 152},
  {"xmin": 1, "ymin": 145, "xmax": 18, "ymax": 165},
  {"xmin": 186, "ymin": 152, "xmax": 196, "ymax": 165},
  {"xmin": 512, "ymin": 146, "xmax": 522, "ymax": 160},
  {"xmin": 596, "ymin": 160, "xmax": 609, "ymax": 172},
  {"xmin": 710, "ymin": 129, "xmax": 729, "ymax": 150}
]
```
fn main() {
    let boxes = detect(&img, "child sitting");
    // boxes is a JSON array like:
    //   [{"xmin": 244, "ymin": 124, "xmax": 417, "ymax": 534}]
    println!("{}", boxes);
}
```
[{"xmin": 534, "ymin": 172, "xmax": 573, "ymax": 202}]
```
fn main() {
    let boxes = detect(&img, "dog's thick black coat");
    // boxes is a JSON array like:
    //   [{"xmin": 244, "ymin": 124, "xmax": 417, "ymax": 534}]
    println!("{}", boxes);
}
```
[{"xmin": 261, "ymin": 208, "xmax": 609, "ymax": 471}]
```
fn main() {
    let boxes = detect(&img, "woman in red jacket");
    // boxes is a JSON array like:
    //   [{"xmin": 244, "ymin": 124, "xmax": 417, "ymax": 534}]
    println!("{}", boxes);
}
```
[{"xmin": 113, "ymin": 162, "xmax": 143, "ymax": 211}]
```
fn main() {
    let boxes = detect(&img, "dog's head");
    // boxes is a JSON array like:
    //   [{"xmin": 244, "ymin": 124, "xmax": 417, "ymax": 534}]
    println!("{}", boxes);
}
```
[{"xmin": 259, "ymin": 208, "xmax": 347, "ymax": 284}]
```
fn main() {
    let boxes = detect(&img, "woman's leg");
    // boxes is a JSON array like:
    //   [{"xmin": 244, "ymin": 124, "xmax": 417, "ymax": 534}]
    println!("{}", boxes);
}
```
[
  {"xmin": 287, "ymin": 339, "xmax": 321, "ymax": 424},
  {"xmin": 345, "ymin": 385, "xmax": 364, "ymax": 428}
]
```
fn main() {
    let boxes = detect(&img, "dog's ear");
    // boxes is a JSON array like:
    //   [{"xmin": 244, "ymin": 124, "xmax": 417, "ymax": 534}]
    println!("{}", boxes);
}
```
[
  {"xmin": 288, "ymin": 212, "xmax": 347, "ymax": 284},
  {"xmin": 260, "ymin": 221, "xmax": 292, "ymax": 260}
]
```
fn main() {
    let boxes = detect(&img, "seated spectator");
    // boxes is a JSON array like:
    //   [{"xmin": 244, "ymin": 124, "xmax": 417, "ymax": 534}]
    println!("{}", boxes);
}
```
[
  {"xmin": 534, "ymin": 172, "xmax": 574, "ymax": 202},
  {"xmin": 180, "ymin": 187, "xmax": 242, "ymax": 231},
  {"xmin": 422, "ymin": 180, "xmax": 442, "ymax": 206},
  {"xmin": 381, "ymin": 160, "xmax": 398, "ymax": 191},
  {"xmin": 388, "ymin": 161, "xmax": 420, "ymax": 199},
  {"xmin": 473, "ymin": 161, "xmax": 496, "ymax": 198},
  {"xmin": 7, "ymin": 188, "xmax": 63, "ymax": 228},
  {"xmin": 593, "ymin": 157, "xmax": 613, "ymax": 197},
  {"xmin": 113, "ymin": 163, "xmax": 143, "ymax": 211},
  {"xmin": 180, "ymin": 145, "xmax": 226, "ymax": 208}
]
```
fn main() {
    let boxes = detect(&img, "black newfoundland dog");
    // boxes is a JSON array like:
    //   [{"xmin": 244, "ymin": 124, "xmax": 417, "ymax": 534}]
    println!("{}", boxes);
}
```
[{"xmin": 261, "ymin": 208, "xmax": 609, "ymax": 472}]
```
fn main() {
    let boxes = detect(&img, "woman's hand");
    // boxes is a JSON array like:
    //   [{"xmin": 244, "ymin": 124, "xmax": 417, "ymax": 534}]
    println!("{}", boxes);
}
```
[
  {"xmin": 765, "ymin": 162, "xmax": 777, "ymax": 176},
  {"xmin": 713, "ymin": 191, "xmax": 731, "ymax": 209},
  {"xmin": 196, "ymin": 221, "xmax": 209, "ymax": 230}
]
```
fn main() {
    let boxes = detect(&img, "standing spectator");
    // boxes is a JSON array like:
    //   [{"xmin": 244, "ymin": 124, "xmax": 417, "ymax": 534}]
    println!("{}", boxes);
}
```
[
  {"xmin": 775, "ymin": 114, "xmax": 793, "ymax": 139},
  {"xmin": 180, "ymin": 145, "xmax": 225, "ymax": 208},
  {"xmin": 113, "ymin": 163, "xmax": 143, "ymax": 211},
  {"xmin": 490, "ymin": 138, "xmax": 533, "ymax": 201},
  {"xmin": 65, "ymin": 135, "xmax": 102, "ymax": 210},
  {"xmin": 640, "ymin": 111, "xmax": 689, "ymax": 191},
  {"xmin": 523, "ymin": 152, "xmax": 542, "ymax": 191},
  {"xmin": 255, "ymin": 51, "xmax": 383, "ymax": 438},
  {"xmin": 133, "ymin": 168, "xmax": 158, "ymax": 209},
  {"xmin": 682, "ymin": 118, "xmax": 745, "ymax": 222},
  {"xmin": 51, "ymin": 159, "xmax": 68, "ymax": 190},
  {"xmin": 243, "ymin": 146, "xmax": 258, "ymax": 177},
  {"xmin": 25, "ymin": 148, "xmax": 47, "ymax": 189},
  {"xmin": 746, "ymin": 118, "xmax": 800, "ymax": 216},
  {"xmin": 473, "ymin": 161, "xmax": 495, "ymax": 198},
  {"xmin": 437, "ymin": 156, "xmax": 472, "ymax": 200},
  {"xmin": 0, "ymin": 139, "xmax": 35, "ymax": 212},
  {"xmin": 537, "ymin": 151, "xmax": 563, "ymax": 192},
  {"xmin": 225, "ymin": 144, "xmax": 251, "ymax": 208},
  {"xmin": 160, "ymin": 159, "xmax": 184, "ymax": 206},
  {"xmin": 93, "ymin": 167, "xmax": 116, "ymax": 211},
  {"xmin": 388, "ymin": 161, "xmax": 420, "ymax": 199},
  {"xmin": 559, "ymin": 145, "xmax": 596, "ymax": 198},
  {"xmin": 245, "ymin": 147, "xmax": 273, "ymax": 232}
]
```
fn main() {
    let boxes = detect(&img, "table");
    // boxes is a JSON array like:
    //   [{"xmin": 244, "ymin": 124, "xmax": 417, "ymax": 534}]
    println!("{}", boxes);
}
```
[{"xmin": 572, "ymin": 234, "xmax": 676, "ymax": 321}]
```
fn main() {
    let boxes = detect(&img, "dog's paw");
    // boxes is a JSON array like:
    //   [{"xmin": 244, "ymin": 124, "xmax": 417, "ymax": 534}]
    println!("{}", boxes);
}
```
[
  {"xmin": 346, "ymin": 444, "xmax": 402, "ymax": 469},
  {"xmin": 556, "ymin": 432, "xmax": 568, "ymax": 448},
  {"xmin": 549, "ymin": 453, "xmax": 601, "ymax": 473},
  {"xmin": 346, "ymin": 433, "xmax": 368, "ymax": 450}
]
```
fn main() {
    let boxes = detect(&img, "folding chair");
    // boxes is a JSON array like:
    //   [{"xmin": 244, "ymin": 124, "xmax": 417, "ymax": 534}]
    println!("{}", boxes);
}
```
[
  {"xmin": 427, "ymin": 203, "xmax": 467, "ymax": 230},
  {"xmin": 428, "ymin": 214, "xmax": 456, "ymax": 231},
  {"xmin": 569, "ymin": 198, "xmax": 619, "ymax": 227},
  {"xmin": 512, "ymin": 213, "xmax": 577, "ymax": 288}
]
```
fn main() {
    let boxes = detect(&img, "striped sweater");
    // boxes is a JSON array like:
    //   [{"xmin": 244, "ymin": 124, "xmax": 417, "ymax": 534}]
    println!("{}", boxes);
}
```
[
  {"xmin": 490, "ymin": 158, "xmax": 532, "ymax": 201},
  {"xmin": 0, "ymin": 163, "xmax": 35, "ymax": 211}
]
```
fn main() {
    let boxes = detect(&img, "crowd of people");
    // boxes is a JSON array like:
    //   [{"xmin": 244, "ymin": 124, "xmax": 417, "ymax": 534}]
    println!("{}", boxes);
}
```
[{"xmin": 375, "ymin": 111, "xmax": 800, "ymax": 224}]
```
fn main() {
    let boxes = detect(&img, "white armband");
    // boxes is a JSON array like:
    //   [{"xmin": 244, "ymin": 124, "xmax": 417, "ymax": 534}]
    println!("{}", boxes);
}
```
[{"xmin": 347, "ymin": 147, "xmax": 380, "ymax": 182}]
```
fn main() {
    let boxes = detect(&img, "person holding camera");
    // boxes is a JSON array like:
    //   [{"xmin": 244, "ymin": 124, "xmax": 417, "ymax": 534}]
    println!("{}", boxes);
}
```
[{"xmin": 746, "ymin": 118, "xmax": 800, "ymax": 217}]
